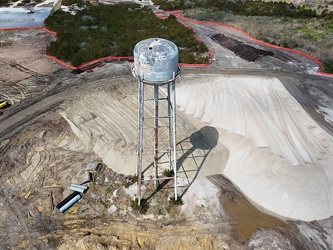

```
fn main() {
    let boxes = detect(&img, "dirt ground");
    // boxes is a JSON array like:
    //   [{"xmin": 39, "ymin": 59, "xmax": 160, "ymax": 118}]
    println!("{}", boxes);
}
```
[{"xmin": 1, "ymin": 21, "xmax": 333, "ymax": 250}]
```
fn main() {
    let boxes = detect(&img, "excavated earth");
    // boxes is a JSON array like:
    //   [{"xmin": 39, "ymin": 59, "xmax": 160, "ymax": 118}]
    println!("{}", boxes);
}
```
[{"xmin": 1, "ymin": 20, "xmax": 333, "ymax": 250}]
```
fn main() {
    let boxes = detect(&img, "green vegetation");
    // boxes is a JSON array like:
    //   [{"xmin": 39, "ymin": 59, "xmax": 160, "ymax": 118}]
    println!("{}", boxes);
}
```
[
  {"xmin": 153, "ymin": 0, "xmax": 185, "ymax": 11},
  {"xmin": 166, "ymin": 196, "xmax": 183, "ymax": 212},
  {"xmin": 169, "ymin": 196, "xmax": 183, "ymax": 206},
  {"xmin": 156, "ymin": 0, "xmax": 325, "ymax": 18},
  {"xmin": 0, "ymin": 0, "xmax": 10, "ymax": 7},
  {"xmin": 324, "ymin": 61, "xmax": 333, "ymax": 73},
  {"xmin": 130, "ymin": 198, "xmax": 150, "ymax": 214},
  {"xmin": 62, "ymin": 0, "xmax": 85, "ymax": 7},
  {"xmin": 162, "ymin": 169, "xmax": 174, "ymax": 177},
  {"xmin": 44, "ymin": 3, "xmax": 209, "ymax": 66}
]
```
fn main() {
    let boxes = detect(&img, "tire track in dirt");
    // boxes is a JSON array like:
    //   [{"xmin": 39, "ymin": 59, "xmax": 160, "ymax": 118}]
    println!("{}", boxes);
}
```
[{"xmin": 0, "ymin": 178, "xmax": 35, "ymax": 249}]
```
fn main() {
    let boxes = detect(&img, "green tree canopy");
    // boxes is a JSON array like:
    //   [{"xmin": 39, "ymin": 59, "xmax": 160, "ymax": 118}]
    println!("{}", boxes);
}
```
[{"xmin": 45, "ymin": 3, "xmax": 209, "ymax": 66}]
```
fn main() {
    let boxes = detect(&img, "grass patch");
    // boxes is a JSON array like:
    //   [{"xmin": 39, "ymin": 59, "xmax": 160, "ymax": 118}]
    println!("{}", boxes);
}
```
[
  {"xmin": 166, "ymin": 196, "xmax": 183, "ymax": 212},
  {"xmin": 162, "ymin": 169, "xmax": 174, "ymax": 177},
  {"xmin": 130, "ymin": 198, "xmax": 150, "ymax": 214},
  {"xmin": 296, "ymin": 26, "xmax": 321, "ymax": 40},
  {"xmin": 169, "ymin": 196, "xmax": 184, "ymax": 206}
]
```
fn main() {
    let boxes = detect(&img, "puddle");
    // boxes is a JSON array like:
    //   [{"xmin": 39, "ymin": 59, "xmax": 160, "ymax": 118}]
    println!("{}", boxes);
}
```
[
  {"xmin": 221, "ymin": 189, "xmax": 289, "ymax": 243},
  {"xmin": 16, "ymin": 130, "xmax": 38, "ymax": 144}
]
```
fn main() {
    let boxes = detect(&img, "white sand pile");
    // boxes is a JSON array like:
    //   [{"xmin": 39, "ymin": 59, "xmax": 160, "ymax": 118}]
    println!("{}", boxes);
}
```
[
  {"xmin": 181, "ymin": 177, "xmax": 227, "ymax": 221},
  {"xmin": 177, "ymin": 74, "xmax": 333, "ymax": 221},
  {"xmin": 59, "ymin": 78, "xmax": 138, "ymax": 176},
  {"xmin": 59, "ymin": 76, "xmax": 207, "ymax": 177},
  {"xmin": 60, "ymin": 73, "xmax": 333, "ymax": 221}
]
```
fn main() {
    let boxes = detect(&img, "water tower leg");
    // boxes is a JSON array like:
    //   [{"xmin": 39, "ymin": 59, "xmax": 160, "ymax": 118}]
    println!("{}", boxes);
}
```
[
  {"xmin": 167, "ymin": 83, "xmax": 172, "ymax": 172},
  {"xmin": 154, "ymin": 85, "xmax": 159, "ymax": 189},
  {"xmin": 172, "ymin": 80, "xmax": 178, "ymax": 200},
  {"xmin": 137, "ymin": 80, "xmax": 144, "ymax": 205}
]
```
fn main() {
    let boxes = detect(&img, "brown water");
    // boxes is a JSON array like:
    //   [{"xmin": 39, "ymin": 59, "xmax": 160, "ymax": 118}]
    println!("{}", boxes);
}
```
[{"xmin": 222, "ymin": 195, "xmax": 289, "ymax": 242}]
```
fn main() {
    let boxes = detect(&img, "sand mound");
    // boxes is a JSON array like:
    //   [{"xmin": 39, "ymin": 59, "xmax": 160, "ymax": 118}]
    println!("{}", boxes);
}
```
[
  {"xmin": 60, "ymin": 73, "xmax": 333, "ymax": 221},
  {"xmin": 59, "ymin": 76, "xmax": 225, "ymax": 183},
  {"xmin": 177, "ymin": 74, "xmax": 333, "ymax": 221}
]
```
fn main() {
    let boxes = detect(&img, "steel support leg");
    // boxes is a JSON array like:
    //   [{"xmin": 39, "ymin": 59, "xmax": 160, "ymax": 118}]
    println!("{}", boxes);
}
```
[
  {"xmin": 137, "ymin": 80, "xmax": 144, "ymax": 205},
  {"xmin": 154, "ymin": 85, "xmax": 159, "ymax": 189}
]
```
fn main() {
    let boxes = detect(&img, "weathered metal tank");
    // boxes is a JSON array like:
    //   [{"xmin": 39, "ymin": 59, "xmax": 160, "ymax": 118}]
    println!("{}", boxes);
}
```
[{"xmin": 133, "ymin": 38, "xmax": 179, "ymax": 83}]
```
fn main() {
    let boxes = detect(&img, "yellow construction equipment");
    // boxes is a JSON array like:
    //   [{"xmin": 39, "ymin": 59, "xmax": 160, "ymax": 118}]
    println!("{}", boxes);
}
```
[{"xmin": 0, "ymin": 100, "xmax": 7, "ymax": 109}]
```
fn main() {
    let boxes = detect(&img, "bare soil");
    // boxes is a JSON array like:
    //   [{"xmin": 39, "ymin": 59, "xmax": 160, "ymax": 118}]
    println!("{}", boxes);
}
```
[
  {"xmin": 211, "ymin": 34, "xmax": 274, "ymax": 62},
  {"xmin": 1, "ymin": 19, "xmax": 333, "ymax": 250}
]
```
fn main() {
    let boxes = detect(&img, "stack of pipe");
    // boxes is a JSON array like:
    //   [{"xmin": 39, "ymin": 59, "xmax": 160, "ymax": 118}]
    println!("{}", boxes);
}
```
[
  {"xmin": 70, "ymin": 183, "xmax": 89, "ymax": 194},
  {"xmin": 56, "ymin": 191, "xmax": 82, "ymax": 213},
  {"xmin": 56, "ymin": 184, "xmax": 89, "ymax": 213}
]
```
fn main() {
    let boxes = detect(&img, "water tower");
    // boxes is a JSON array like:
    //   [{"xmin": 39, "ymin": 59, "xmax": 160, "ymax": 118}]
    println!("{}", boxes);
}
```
[{"xmin": 132, "ymin": 38, "xmax": 180, "ymax": 204}]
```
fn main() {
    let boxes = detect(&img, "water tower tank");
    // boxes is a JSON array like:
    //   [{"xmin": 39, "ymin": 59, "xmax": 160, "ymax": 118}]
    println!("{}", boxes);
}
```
[{"xmin": 133, "ymin": 38, "xmax": 179, "ymax": 83}]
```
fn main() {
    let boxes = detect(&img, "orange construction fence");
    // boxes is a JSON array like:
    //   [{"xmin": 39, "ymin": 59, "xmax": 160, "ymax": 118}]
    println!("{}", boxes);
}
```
[
  {"xmin": 170, "ymin": 12, "xmax": 333, "ymax": 76},
  {"xmin": 1, "ymin": 13, "xmax": 332, "ymax": 77}
]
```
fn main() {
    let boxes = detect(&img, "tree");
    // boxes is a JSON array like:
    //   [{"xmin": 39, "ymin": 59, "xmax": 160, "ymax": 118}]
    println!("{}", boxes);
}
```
[{"xmin": 44, "ymin": 3, "xmax": 209, "ymax": 66}]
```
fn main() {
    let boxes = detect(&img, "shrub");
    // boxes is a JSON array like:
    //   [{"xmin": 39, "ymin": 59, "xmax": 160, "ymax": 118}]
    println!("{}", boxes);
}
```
[
  {"xmin": 163, "ymin": 169, "xmax": 174, "ymax": 177},
  {"xmin": 323, "ymin": 60, "xmax": 333, "ymax": 73},
  {"xmin": 45, "ymin": 3, "xmax": 209, "ymax": 66},
  {"xmin": 62, "ymin": 0, "xmax": 84, "ymax": 6},
  {"xmin": 166, "ymin": 196, "xmax": 183, "ymax": 213},
  {"xmin": 0, "ymin": 0, "xmax": 10, "ymax": 7},
  {"xmin": 169, "ymin": 196, "xmax": 183, "ymax": 206},
  {"xmin": 130, "ymin": 198, "xmax": 150, "ymax": 214}
]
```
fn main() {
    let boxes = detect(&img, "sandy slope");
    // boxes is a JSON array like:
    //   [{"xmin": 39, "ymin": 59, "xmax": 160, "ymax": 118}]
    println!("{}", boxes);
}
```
[
  {"xmin": 60, "ymin": 72, "xmax": 333, "ymax": 221},
  {"xmin": 59, "ymin": 75, "xmax": 225, "ymax": 180},
  {"xmin": 177, "ymin": 74, "xmax": 333, "ymax": 221}
]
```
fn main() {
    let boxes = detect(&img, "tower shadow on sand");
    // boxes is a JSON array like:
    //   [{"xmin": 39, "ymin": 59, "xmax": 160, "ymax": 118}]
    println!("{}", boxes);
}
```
[
  {"xmin": 176, "ymin": 126, "xmax": 219, "ymax": 198},
  {"xmin": 145, "ymin": 126, "xmax": 219, "ymax": 201}
]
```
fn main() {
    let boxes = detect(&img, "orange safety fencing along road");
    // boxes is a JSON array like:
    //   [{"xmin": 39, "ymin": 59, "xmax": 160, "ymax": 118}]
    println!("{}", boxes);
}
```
[
  {"xmin": 45, "ymin": 53, "xmax": 77, "ymax": 69},
  {"xmin": 171, "ymin": 12, "xmax": 333, "ymax": 77},
  {"xmin": 76, "ymin": 55, "xmax": 134, "ymax": 69},
  {"xmin": 1, "ymin": 13, "xmax": 333, "ymax": 77},
  {"xmin": 41, "ymin": 27, "xmax": 56, "ymax": 35},
  {"xmin": 43, "ymin": 23, "xmax": 135, "ymax": 69},
  {"xmin": 1, "ymin": 25, "xmax": 134, "ymax": 69}
]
